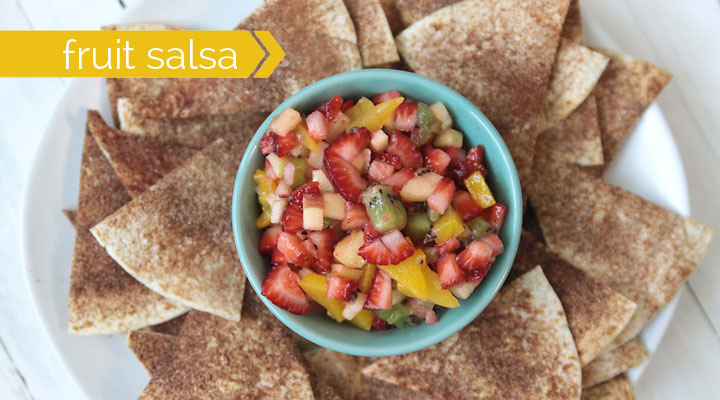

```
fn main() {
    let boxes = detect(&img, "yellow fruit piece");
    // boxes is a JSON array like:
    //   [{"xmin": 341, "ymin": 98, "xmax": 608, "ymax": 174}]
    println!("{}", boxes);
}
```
[
  {"xmin": 255, "ymin": 211, "xmax": 271, "ymax": 229},
  {"xmin": 379, "ymin": 249, "xmax": 428, "ymax": 301},
  {"xmin": 345, "ymin": 97, "xmax": 374, "ymax": 120},
  {"xmin": 333, "ymin": 231, "xmax": 366, "ymax": 268},
  {"xmin": 430, "ymin": 209, "xmax": 465, "ymax": 244},
  {"xmin": 358, "ymin": 264, "xmax": 376, "ymax": 293},
  {"xmin": 297, "ymin": 122, "xmax": 319, "ymax": 152},
  {"xmin": 253, "ymin": 169, "xmax": 277, "ymax": 213},
  {"xmin": 349, "ymin": 309, "xmax": 374, "ymax": 330},
  {"xmin": 464, "ymin": 171, "xmax": 496, "ymax": 208},
  {"xmin": 420, "ymin": 265, "xmax": 460, "ymax": 308},
  {"xmin": 347, "ymin": 97, "xmax": 404, "ymax": 132},
  {"xmin": 299, "ymin": 273, "xmax": 345, "ymax": 322}
]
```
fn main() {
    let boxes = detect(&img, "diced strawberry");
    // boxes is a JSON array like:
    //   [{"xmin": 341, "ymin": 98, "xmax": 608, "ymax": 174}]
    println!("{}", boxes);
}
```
[
  {"xmin": 479, "ymin": 233, "xmax": 504, "ymax": 257},
  {"xmin": 445, "ymin": 147, "xmax": 466, "ymax": 167},
  {"xmin": 437, "ymin": 253, "xmax": 465, "ymax": 289},
  {"xmin": 282, "ymin": 202, "xmax": 304, "ymax": 233},
  {"xmin": 466, "ymin": 262, "xmax": 491, "ymax": 283},
  {"xmin": 259, "ymin": 133, "xmax": 274, "ymax": 155},
  {"xmin": 382, "ymin": 167, "xmax": 415, "ymax": 193},
  {"xmin": 427, "ymin": 177, "xmax": 456, "ymax": 215},
  {"xmin": 373, "ymin": 152, "xmax": 402, "ymax": 169},
  {"xmin": 289, "ymin": 182, "xmax": 320, "ymax": 208},
  {"xmin": 271, "ymin": 248, "xmax": 290, "ymax": 266},
  {"xmin": 341, "ymin": 98, "xmax": 354, "ymax": 112},
  {"xmin": 402, "ymin": 201, "xmax": 425, "ymax": 214},
  {"xmin": 302, "ymin": 238, "xmax": 319, "ymax": 259},
  {"xmin": 309, "ymin": 229, "xmax": 336, "ymax": 274},
  {"xmin": 423, "ymin": 145, "xmax": 452, "ymax": 175},
  {"xmin": 449, "ymin": 144, "xmax": 487, "ymax": 185},
  {"xmin": 307, "ymin": 110, "xmax": 329, "ymax": 141},
  {"xmin": 264, "ymin": 158, "xmax": 278, "ymax": 180},
  {"xmin": 326, "ymin": 276, "xmax": 357, "ymax": 302},
  {"xmin": 358, "ymin": 238, "xmax": 395, "ymax": 265},
  {"xmin": 436, "ymin": 237, "xmax": 460, "ymax": 254},
  {"xmin": 277, "ymin": 232, "xmax": 315, "ymax": 267},
  {"xmin": 372, "ymin": 316, "xmax": 393, "ymax": 330},
  {"xmin": 368, "ymin": 159, "xmax": 396, "ymax": 182},
  {"xmin": 479, "ymin": 203, "xmax": 508, "ymax": 231},
  {"xmin": 342, "ymin": 202, "xmax": 371, "ymax": 231},
  {"xmin": 372, "ymin": 90, "xmax": 402, "ymax": 105},
  {"xmin": 394, "ymin": 102, "xmax": 418, "ymax": 131},
  {"xmin": 453, "ymin": 190, "xmax": 484, "ymax": 222},
  {"xmin": 363, "ymin": 223, "xmax": 382, "ymax": 242},
  {"xmin": 365, "ymin": 270, "xmax": 392, "ymax": 310},
  {"xmin": 261, "ymin": 265, "xmax": 311, "ymax": 315},
  {"xmin": 425, "ymin": 309, "xmax": 438, "ymax": 324},
  {"xmin": 467, "ymin": 145, "xmax": 485, "ymax": 164},
  {"xmin": 456, "ymin": 240, "xmax": 492, "ymax": 270},
  {"xmin": 387, "ymin": 132, "xmax": 423, "ymax": 168},
  {"xmin": 325, "ymin": 127, "xmax": 371, "ymax": 161},
  {"xmin": 264, "ymin": 132, "xmax": 299, "ymax": 157},
  {"xmin": 323, "ymin": 155, "xmax": 367, "ymax": 202},
  {"xmin": 379, "ymin": 229, "xmax": 414, "ymax": 263},
  {"xmin": 318, "ymin": 95, "xmax": 344, "ymax": 121},
  {"xmin": 259, "ymin": 226, "xmax": 282, "ymax": 255}
]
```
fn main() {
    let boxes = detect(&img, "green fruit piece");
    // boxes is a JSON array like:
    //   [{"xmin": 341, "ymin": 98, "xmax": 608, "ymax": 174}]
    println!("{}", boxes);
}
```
[
  {"xmin": 291, "ymin": 158, "xmax": 307, "ymax": 189},
  {"xmin": 427, "ymin": 209, "xmax": 440, "ymax": 222},
  {"xmin": 410, "ymin": 128, "xmax": 435, "ymax": 146},
  {"xmin": 362, "ymin": 184, "xmax": 407, "ymax": 232},
  {"xmin": 416, "ymin": 102, "xmax": 437, "ymax": 132},
  {"xmin": 375, "ymin": 303, "xmax": 415, "ymax": 328},
  {"xmin": 433, "ymin": 128, "xmax": 464, "ymax": 148},
  {"xmin": 468, "ymin": 217, "xmax": 491, "ymax": 239},
  {"xmin": 405, "ymin": 211, "xmax": 432, "ymax": 243}
]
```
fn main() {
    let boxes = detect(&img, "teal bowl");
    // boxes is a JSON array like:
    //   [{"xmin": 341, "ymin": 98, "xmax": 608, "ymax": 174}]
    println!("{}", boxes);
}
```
[{"xmin": 232, "ymin": 69, "xmax": 522, "ymax": 356}]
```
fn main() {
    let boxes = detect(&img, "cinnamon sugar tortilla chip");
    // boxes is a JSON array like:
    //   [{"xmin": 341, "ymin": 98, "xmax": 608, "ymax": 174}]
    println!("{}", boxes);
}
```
[
  {"xmin": 378, "ymin": 0, "xmax": 404, "ymax": 35},
  {"xmin": 344, "ymin": 0, "xmax": 399, "ymax": 67},
  {"xmin": 127, "ymin": 331, "xmax": 176, "ymax": 376},
  {"xmin": 582, "ymin": 338, "xmax": 648, "ymax": 388},
  {"xmin": 149, "ymin": 313, "xmax": 188, "ymax": 335},
  {"xmin": 394, "ymin": 0, "xmax": 457, "ymax": 27},
  {"xmin": 68, "ymin": 132, "xmax": 186, "ymax": 335},
  {"xmin": 363, "ymin": 267, "xmax": 581, "ymax": 399},
  {"xmin": 63, "ymin": 209, "xmax": 77, "ymax": 228},
  {"xmin": 91, "ymin": 139, "xmax": 246, "ymax": 320},
  {"xmin": 87, "ymin": 111, "xmax": 196, "ymax": 198},
  {"xmin": 582, "ymin": 375, "xmax": 634, "ymax": 400},
  {"xmin": 529, "ymin": 158, "xmax": 714, "ymax": 345},
  {"xmin": 512, "ymin": 231, "xmax": 637, "ymax": 365},
  {"xmin": 561, "ymin": 0, "xmax": 585, "ymax": 44},
  {"xmin": 395, "ymin": 0, "xmax": 570, "ymax": 189}
]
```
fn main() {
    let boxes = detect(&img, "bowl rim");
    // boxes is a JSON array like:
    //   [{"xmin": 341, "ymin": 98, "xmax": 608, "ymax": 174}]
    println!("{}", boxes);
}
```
[{"xmin": 232, "ymin": 68, "xmax": 522, "ymax": 356}]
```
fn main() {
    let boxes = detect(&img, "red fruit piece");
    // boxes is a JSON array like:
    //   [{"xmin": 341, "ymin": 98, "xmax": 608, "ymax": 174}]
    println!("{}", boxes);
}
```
[
  {"xmin": 307, "ymin": 110, "xmax": 329, "ymax": 141},
  {"xmin": 466, "ymin": 263, "xmax": 492, "ymax": 283},
  {"xmin": 436, "ymin": 237, "xmax": 460, "ymax": 254},
  {"xmin": 479, "ymin": 203, "xmax": 508, "ymax": 231},
  {"xmin": 261, "ymin": 265, "xmax": 311, "ymax": 315},
  {"xmin": 368, "ymin": 159, "xmax": 396, "ymax": 183},
  {"xmin": 456, "ymin": 240, "xmax": 492, "ymax": 270},
  {"xmin": 379, "ymin": 229, "xmax": 414, "ymax": 263},
  {"xmin": 363, "ymin": 223, "xmax": 382, "ymax": 242},
  {"xmin": 264, "ymin": 158, "xmax": 278, "ymax": 181},
  {"xmin": 445, "ymin": 147, "xmax": 466, "ymax": 168},
  {"xmin": 387, "ymin": 132, "xmax": 423, "ymax": 168},
  {"xmin": 394, "ymin": 102, "xmax": 418, "ymax": 131},
  {"xmin": 259, "ymin": 226, "xmax": 282, "ymax": 255},
  {"xmin": 479, "ymin": 233, "xmax": 504, "ymax": 257},
  {"xmin": 326, "ymin": 276, "xmax": 357, "ymax": 302},
  {"xmin": 282, "ymin": 203, "xmax": 304, "ymax": 233},
  {"xmin": 449, "ymin": 144, "xmax": 487, "ymax": 186},
  {"xmin": 453, "ymin": 190, "xmax": 484, "ymax": 222},
  {"xmin": 324, "ymin": 155, "xmax": 368, "ymax": 202},
  {"xmin": 326, "ymin": 127, "xmax": 371, "ymax": 161},
  {"xmin": 342, "ymin": 202, "xmax": 371, "ymax": 231},
  {"xmin": 309, "ymin": 229, "xmax": 336, "ymax": 274},
  {"xmin": 289, "ymin": 182, "xmax": 320, "ymax": 208},
  {"xmin": 318, "ymin": 95, "xmax": 343, "ymax": 121},
  {"xmin": 427, "ymin": 177, "xmax": 456, "ymax": 215},
  {"xmin": 402, "ymin": 201, "xmax": 425, "ymax": 214},
  {"xmin": 372, "ymin": 316, "xmax": 393, "ymax": 330},
  {"xmin": 437, "ymin": 253, "xmax": 465, "ymax": 289},
  {"xmin": 341, "ymin": 98, "xmax": 354, "ymax": 112},
  {"xmin": 382, "ymin": 167, "xmax": 415, "ymax": 193},
  {"xmin": 259, "ymin": 133, "xmax": 274, "ymax": 155},
  {"xmin": 373, "ymin": 152, "xmax": 402, "ymax": 169},
  {"xmin": 271, "ymin": 248, "xmax": 290, "ymax": 266},
  {"xmin": 261, "ymin": 132, "xmax": 299, "ymax": 157},
  {"xmin": 365, "ymin": 270, "xmax": 392, "ymax": 310},
  {"xmin": 358, "ymin": 239, "xmax": 395, "ymax": 266},
  {"xmin": 467, "ymin": 145, "xmax": 485, "ymax": 164},
  {"xmin": 277, "ymin": 232, "xmax": 315, "ymax": 267},
  {"xmin": 372, "ymin": 90, "xmax": 402, "ymax": 105},
  {"xmin": 423, "ymin": 145, "xmax": 452, "ymax": 175}
]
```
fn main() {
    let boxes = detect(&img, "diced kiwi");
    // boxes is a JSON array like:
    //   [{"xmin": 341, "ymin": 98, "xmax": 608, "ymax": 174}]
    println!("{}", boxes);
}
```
[
  {"xmin": 427, "ymin": 209, "xmax": 440, "ymax": 222},
  {"xmin": 290, "ymin": 158, "xmax": 307, "ymax": 189},
  {"xmin": 433, "ymin": 128, "xmax": 464, "ymax": 149},
  {"xmin": 375, "ymin": 303, "xmax": 415, "ymax": 328},
  {"xmin": 468, "ymin": 217, "xmax": 491, "ymax": 239},
  {"xmin": 405, "ymin": 211, "xmax": 432, "ymax": 243},
  {"xmin": 362, "ymin": 184, "xmax": 407, "ymax": 232},
  {"xmin": 416, "ymin": 102, "xmax": 437, "ymax": 131}
]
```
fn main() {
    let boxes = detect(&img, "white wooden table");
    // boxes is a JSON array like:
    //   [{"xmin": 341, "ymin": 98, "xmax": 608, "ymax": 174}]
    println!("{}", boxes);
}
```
[{"xmin": 1, "ymin": 0, "xmax": 718, "ymax": 398}]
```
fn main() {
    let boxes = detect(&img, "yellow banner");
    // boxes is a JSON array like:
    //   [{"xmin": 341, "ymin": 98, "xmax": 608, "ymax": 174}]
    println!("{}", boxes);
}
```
[{"xmin": 0, "ymin": 30, "xmax": 285, "ymax": 78}]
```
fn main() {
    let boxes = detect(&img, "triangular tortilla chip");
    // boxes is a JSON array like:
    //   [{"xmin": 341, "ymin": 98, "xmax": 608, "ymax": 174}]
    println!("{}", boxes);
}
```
[
  {"xmin": 116, "ymin": 0, "xmax": 361, "ymax": 120},
  {"xmin": 561, "ymin": 0, "xmax": 584, "ymax": 44},
  {"xmin": 511, "ymin": 231, "xmax": 637, "ymax": 365},
  {"xmin": 378, "ymin": 0, "xmax": 404, "ymax": 35},
  {"xmin": 529, "ymin": 157, "xmax": 714, "ymax": 345},
  {"xmin": 535, "ymin": 95, "xmax": 604, "ymax": 166},
  {"xmin": 344, "ymin": 0, "xmax": 399, "ymax": 67},
  {"xmin": 395, "ymin": 0, "xmax": 570, "ymax": 189},
  {"xmin": 582, "ymin": 375, "xmax": 634, "ymax": 400},
  {"xmin": 149, "ymin": 313, "xmax": 188, "ymax": 335},
  {"xmin": 87, "ymin": 110, "xmax": 196, "ymax": 198},
  {"xmin": 62, "ymin": 209, "xmax": 77, "ymax": 228},
  {"xmin": 363, "ymin": 267, "xmax": 581, "ymax": 399},
  {"xmin": 589, "ymin": 49, "xmax": 672, "ymax": 175},
  {"xmin": 91, "ymin": 139, "xmax": 246, "ymax": 320},
  {"xmin": 582, "ymin": 338, "xmax": 647, "ymax": 388},
  {"xmin": 127, "ymin": 331, "xmax": 176, "ymax": 376},
  {"xmin": 68, "ymin": 132, "xmax": 187, "ymax": 334},
  {"xmin": 137, "ymin": 293, "xmax": 315, "ymax": 400},
  {"xmin": 394, "ymin": 0, "xmax": 457, "ymax": 27}
]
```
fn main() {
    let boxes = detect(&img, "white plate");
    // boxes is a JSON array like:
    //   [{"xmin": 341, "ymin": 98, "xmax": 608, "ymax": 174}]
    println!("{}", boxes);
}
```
[{"xmin": 21, "ymin": 2, "xmax": 687, "ymax": 399}]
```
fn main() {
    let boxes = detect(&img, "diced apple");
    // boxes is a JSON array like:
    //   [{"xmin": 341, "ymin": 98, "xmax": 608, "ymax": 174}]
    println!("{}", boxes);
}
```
[
  {"xmin": 333, "ymin": 231, "xmax": 366, "ymax": 268},
  {"xmin": 307, "ymin": 141, "xmax": 329, "ymax": 169},
  {"xmin": 302, "ymin": 194, "xmax": 324, "ymax": 231},
  {"xmin": 327, "ymin": 111, "xmax": 352, "ymax": 143},
  {"xmin": 267, "ymin": 153, "xmax": 290, "ymax": 178},
  {"xmin": 282, "ymin": 162, "xmax": 296, "ymax": 186},
  {"xmin": 274, "ymin": 181, "xmax": 291, "ymax": 197},
  {"xmin": 342, "ymin": 292, "xmax": 367, "ymax": 320},
  {"xmin": 399, "ymin": 170, "xmax": 443, "ymax": 202},
  {"xmin": 269, "ymin": 108, "xmax": 301, "ymax": 136},
  {"xmin": 312, "ymin": 170, "xmax": 334, "ymax": 192},
  {"xmin": 449, "ymin": 281, "xmax": 480, "ymax": 299},
  {"xmin": 322, "ymin": 192, "xmax": 346, "ymax": 220},
  {"xmin": 351, "ymin": 148, "xmax": 371, "ymax": 173},
  {"xmin": 331, "ymin": 263, "xmax": 364, "ymax": 280},
  {"xmin": 430, "ymin": 102, "xmax": 453, "ymax": 131},
  {"xmin": 370, "ymin": 129, "xmax": 389, "ymax": 152},
  {"xmin": 433, "ymin": 128, "xmax": 464, "ymax": 149},
  {"xmin": 270, "ymin": 198, "xmax": 287, "ymax": 224}
]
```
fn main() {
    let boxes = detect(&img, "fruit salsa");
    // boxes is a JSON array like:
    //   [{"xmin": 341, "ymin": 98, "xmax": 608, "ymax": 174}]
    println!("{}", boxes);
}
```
[{"xmin": 254, "ymin": 91, "xmax": 508, "ymax": 330}]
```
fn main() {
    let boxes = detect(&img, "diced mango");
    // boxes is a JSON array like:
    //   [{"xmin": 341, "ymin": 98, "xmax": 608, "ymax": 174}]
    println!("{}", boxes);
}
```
[
  {"xmin": 420, "ymin": 265, "xmax": 460, "ymax": 308},
  {"xmin": 358, "ymin": 264, "xmax": 376, "ymax": 293},
  {"xmin": 465, "ymin": 171, "xmax": 496, "ymax": 208},
  {"xmin": 430, "ymin": 209, "xmax": 465, "ymax": 244},
  {"xmin": 347, "ymin": 97, "xmax": 404, "ymax": 132},
  {"xmin": 255, "ymin": 211, "xmax": 271, "ymax": 229},
  {"xmin": 345, "ymin": 97, "xmax": 374, "ymax": 120},
  {"xmin": 299, "ymin": 273, "xmax": 345, "ymax": 322},
  {"xmin": 349, "ymin": 309, "xmax": 374, "ymax": 330},
  {"xmin": 297, "ymin": 122, "xmax": 319, "ymax": 152},
  {"xmin": 379, "ymin": 249, "xmax": 428, "ymax": 301},
  {"xmin": 333, "ymin": 231, "xmax": 366, "ymax": 268},
  {"xmin": 449, "ymin": 281, "xmax": 480, "ymax": 300},
  {"xmin": 254, "ymin": 169, "xmax": 277, "ymax": 222}
]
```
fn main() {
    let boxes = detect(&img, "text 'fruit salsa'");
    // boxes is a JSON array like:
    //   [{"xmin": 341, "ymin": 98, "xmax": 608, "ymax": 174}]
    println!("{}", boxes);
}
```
[{"xmin": 254, "ymin": 91, "xmax": 508, "ymax": 330}]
